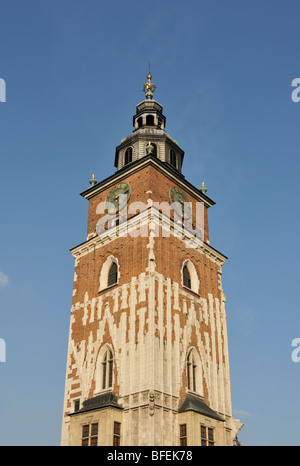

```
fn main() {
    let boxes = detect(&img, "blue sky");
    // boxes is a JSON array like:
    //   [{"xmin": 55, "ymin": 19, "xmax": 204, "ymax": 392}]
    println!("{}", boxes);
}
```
[{"xmin": 0, "ymin": 0, "xmax": 300, "ymax": 446}]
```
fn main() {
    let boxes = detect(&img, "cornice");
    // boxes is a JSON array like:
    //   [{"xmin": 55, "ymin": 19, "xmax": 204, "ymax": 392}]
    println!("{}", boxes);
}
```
[{"xmin": 80, "ymin": 155, "xmax": 215, "ymax": 209}]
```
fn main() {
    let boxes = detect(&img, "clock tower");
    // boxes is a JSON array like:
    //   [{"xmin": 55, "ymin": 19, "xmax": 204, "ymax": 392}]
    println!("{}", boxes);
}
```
[{"xmin": 60, "ymin": 69, "xmax": 243, "ymax": 446}]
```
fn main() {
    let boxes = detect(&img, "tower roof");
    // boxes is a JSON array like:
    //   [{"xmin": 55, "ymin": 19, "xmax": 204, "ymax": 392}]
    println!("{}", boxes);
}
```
[
  {"xmin": 179, "ymin": 394, "xmax": 225, "ymax": 422},
  {"xmin": 114, "ymin": 67, "xmax": 185, "ymax": 173}
]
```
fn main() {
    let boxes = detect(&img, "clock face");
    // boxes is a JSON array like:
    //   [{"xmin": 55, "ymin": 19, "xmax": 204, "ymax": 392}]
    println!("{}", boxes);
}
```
[
  {"xmin": 106, "ymin": 182, "xmax": 131, "ymax": 215},
  {"xmin": 169, "ymin": 186, "xmax": 192, "ymax": 219}
]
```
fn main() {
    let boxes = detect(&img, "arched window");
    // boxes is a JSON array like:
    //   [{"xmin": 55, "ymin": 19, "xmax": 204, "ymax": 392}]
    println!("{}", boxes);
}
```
[
  {"xmin": 170, "ymin": 150, "xmax": 176, "ymax": 168},
  {"xmin": 183, "ymin": 264, "xmax": 191, "ymax": 289},
  {"xmin": 99, "ymin": 256, "xmax": 119, "ymax": 292},
  {"xmin": 187, "ymin": 350, "xmax": 197, "ymax": 392},
  {"xmin": 102, "ymin": 348, "xmax": 113, "ymax": 390},
  {"xmin": 152, "ymin": 143, "xmax": 157, "ymax": 157},
  {"xmin": 107, "ymin": 261, "xmax": 118, "ymax": 287},
  {"xmin": 124, "ymin": 147, "xmax": 132, "ymax": 165},
  {"xmin": 182, "ymin": 260, "xmax": 199, "ymax": 294},
  {"xmin": 137, "ymin": 117, "xmax": 143, "ymax": 128},
  {"xmin": 186, "ymin": 348, "xmax": 203, "ymax": 396},
  {"xmin": 146, "ymin": 114, "xmax": 155, "ymax": 126}
]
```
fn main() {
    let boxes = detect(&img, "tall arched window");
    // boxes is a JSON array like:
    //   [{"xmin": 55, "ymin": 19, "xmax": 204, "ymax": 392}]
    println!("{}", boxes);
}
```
[
  {"xmin": 151, "ymin": 143, "xmax": 157, "ymax": 157},
  {"xmin": 187, "ymin": 350, "xmax": 197, "ymax": 392},
  {"xmin": 102, "ymin": 348, "xmax": 113, "ymax": 390},
  {"xmin": 124, "ymin": 147, "xmax": 132, "ymax": 165},
  {"xmin": 183, "ymin": 264, "xmax": 191, "ymax": 289},
  {"xmin": 107, "ymin": 261, "xmax": 118, "ymax": 287},
  {"xmin": 182, "ymin": 260, "xmax": 200, "ymax": 294},
  {"xmin": 99, "ymin": 256, "xmax": 119, "ymax": 292},
  {"xmin": 170, "ymin": 150, "xmax": 176, "ymax": 168}
]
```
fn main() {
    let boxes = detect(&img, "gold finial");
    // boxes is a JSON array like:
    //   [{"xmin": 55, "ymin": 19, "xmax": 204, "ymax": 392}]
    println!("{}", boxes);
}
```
[
  {"xmin": 200, "ymin": 181, "xmax": 207, "ymax": 194},
  {"xmin": 89, "ymin": 173, "xmax": 97, "ymax": 187},
  {"xmin": 143, "ymin": 61, "xmax": 156, "ymax": 99},
  {"xmin": 147, "ymin": 61, "xmax": 152, "ymax": 80}
]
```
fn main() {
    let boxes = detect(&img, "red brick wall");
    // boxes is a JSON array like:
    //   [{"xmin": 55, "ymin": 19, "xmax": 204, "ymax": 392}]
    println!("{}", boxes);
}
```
[{"xmin": 86, "ymin": 164, "xmax": 210, "ymax": 243}]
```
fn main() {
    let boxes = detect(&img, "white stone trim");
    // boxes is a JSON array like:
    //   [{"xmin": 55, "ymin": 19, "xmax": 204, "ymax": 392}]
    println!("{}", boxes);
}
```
[{"xmin": 71, "ymin": 206, "xmax": 227, "ymax": 266}]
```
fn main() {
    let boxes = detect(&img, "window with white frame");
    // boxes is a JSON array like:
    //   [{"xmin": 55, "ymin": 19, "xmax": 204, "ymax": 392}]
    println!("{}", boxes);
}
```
[
  {"xmin": 99, "ymin": 256, "xmax": 119, "ymax": 292},
  {"xmin": 102, "ymin": 348, "xmax": 114, "ymax": 390},
  {"xmin": 182, "ymin": 260, "xmax": 199, "ymax": 294},
  {"xmin": 186, "ymin": 348, "xmax": 203, "ymax": 396}
]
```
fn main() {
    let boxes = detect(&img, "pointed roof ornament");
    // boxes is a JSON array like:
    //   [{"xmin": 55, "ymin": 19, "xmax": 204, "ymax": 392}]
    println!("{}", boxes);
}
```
[
  {"xmin": 89, "ymin": 173, "xmax": 97, "ymax": 187},
  {"xmin": 146, "ymin": 141, "xmax": 155, "ymax": 155},
  {"xmin": 200, "ymin": 181, "xmax": 207, "ymax": 194},
  {"xmin": 143, "ymin": 61, "xmax": 156, "ymax": 100}
]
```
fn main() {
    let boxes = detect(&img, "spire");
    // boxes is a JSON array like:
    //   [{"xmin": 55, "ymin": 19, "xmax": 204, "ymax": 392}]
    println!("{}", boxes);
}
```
[
  {"xmin": 142, "ymin": 62, "xmax": 156, "ymax": 100},
  {"xmin": 114, "ymin": 65, "xmax": 184, "ymax": 173}
]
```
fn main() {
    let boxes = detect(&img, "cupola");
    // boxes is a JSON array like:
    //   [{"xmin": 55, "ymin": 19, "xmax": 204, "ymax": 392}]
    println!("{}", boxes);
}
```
[{"xmin": 114, "ymin": 66, "xmax": 184, "ymax": 173}]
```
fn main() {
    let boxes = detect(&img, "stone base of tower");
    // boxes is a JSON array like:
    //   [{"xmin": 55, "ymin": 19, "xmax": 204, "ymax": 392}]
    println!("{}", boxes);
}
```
[
  {"xmin": 67, "ymin": 393, "xmax": 123, "ymax": 446},
  {"xmin": 64, "ymin": 390, "xmax": 242, "ymax": 446}
]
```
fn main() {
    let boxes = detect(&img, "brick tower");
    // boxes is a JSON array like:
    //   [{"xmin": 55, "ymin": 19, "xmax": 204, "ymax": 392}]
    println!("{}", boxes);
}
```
[{"xmin": 60, "ymin": 70, "xmax": 243, "ymax": 446}]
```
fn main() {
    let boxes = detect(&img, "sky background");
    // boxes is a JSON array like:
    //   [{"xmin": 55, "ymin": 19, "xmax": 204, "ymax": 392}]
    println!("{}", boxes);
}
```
[{"xmin": 0, "ymin": 0, "xmax": 299, "ymax": 446}]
